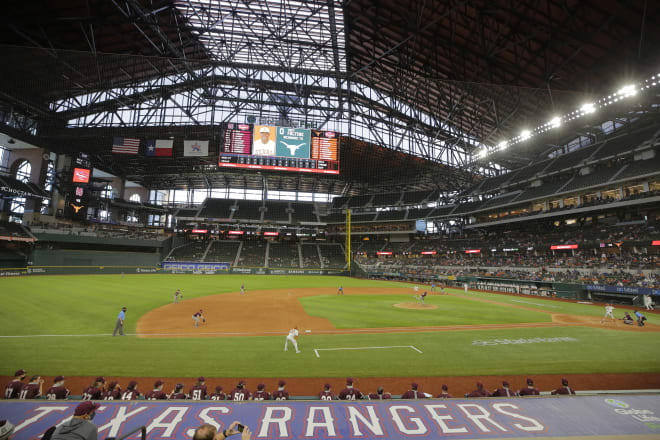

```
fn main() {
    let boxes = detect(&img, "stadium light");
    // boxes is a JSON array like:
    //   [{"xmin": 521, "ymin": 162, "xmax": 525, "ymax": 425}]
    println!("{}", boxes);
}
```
[
  {"xmin": 549, "ymin": 117, "xmax": 561, "ymax": 128},
  {"xmin": 617, "ymin": 84, "xmax": 637, "ymax": 97},
  {"xmin": 497, "ymin": 141, "xmax": 508, "ymax": 150},
  {"xmin": 478, "ymin": 148, "xmax": 488, "ymax": 158},
  {"xmin": 580, "ymin": 103, "xmax": 595, "ymax": 114},
  {"xmin": 520, "ymin": 130, "xmax": 531, "ymax": 141}
]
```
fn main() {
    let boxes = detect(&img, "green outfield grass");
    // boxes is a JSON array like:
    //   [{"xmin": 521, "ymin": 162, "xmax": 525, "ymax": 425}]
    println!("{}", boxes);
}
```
[{"xmin": 1, "ymin": 274, "xmax": 659, "ymax": 378}]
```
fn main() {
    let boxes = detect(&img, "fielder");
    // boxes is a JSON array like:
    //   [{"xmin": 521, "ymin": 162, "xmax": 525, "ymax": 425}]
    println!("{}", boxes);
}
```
[
  {"xmin": 413, "ymin": 285, "xmax": 419, "ymax": 293},
  {"xmin": 240, "ymin": 284, "xmax": 245, "ymax": 295},
  {"xmin": 601, "ymin": 303, "xmax": 615, "ymax": 324},
  {"xmin": 192, "ymin": 309, "xmax": 205, "ymax": 328},
  {"xmin": 173, "ymin": 289, "xmax": 181, "ymax": 304},
  {"xmin": 284, "ymin": 327, "xmax": 301, "ymax": 353},
  {"xmin": 337, "ymin": 286, "xmax": 344, "ymax": 295}
]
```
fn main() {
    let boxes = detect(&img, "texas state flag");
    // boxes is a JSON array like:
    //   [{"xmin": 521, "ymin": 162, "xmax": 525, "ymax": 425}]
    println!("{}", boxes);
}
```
[{"xmin": 145, "ymin": 139, "xmax": 173, "ymax": 157}]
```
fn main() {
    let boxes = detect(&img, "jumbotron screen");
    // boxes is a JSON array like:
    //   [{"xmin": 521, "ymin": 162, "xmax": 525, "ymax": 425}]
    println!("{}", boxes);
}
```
[{"xmin": 219, "ymin": 123, "xmax": 340, "ymax": 174}]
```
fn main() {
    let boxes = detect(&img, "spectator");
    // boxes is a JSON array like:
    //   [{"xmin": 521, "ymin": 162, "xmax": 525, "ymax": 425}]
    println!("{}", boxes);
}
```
[
  {"xmin": 318, "ymin": 383, "xmax": 335, "ymax": 400},
  {"xmin": 466, "ymin": 381, "xmax": 492, "ymax": 398},
  {"xmin": 169, "ymin": 383, "xmax": 187, "ymax": 400},
  {"xmin": 436, "ymin": 384, "xmax": 453, "ymax": 399},
  {"xmin": 272, "ymin": 380, "xmax": 289, "ymax": 400},
  {"xmin": 635, "ymin": 310, "xmax": 647, "ymax": 326},
  {"xmin": 252, "ymin": 384, "xmax": 270, "ymax": 401},
  {"xmin": 20, "ymin": 375, "xmax": 44, "ymax": 399},
  {"xmin": 121, "ymin": 381, "xmax": 140, "ymax": 400},
  {"xmin": 551, "ymin": 378, "xmax": 576, "ymax": 395},
  {"xmin": 193, "ymin": 421, "xmax": 251, "ymax": 440},
  {"xmin": 229, "ymin": 380, "xmax": 251, "ymax": 401},
  {"xmin": 339, "ymin": 377, "xmax": 363, "ymax": 400},
  {"xmin": 145, "ymin": 380, "xmax": 168, "ymax": 400},
  {"xmin": 0, "ymin": 420, "xmax": 13, "ymax": 440},
  {"xmin": 51, "ymin": 401, "xmax": 99, "ymax": 440},
  {"xmin": 46, "ymin": 376, "xmax": 70, "ymax": 400},
  {"xmin": 518, "ymin": 378, "xmax": 540, "ymax": 396},
  {"xmin": 492, "ymin": 380, "xmax": 516, "ymax": 397},
  {"xmin": 401, "ymin": 382, "xmax": 426, "ymax": 399},
  {"xmin": 82, "ymin": 377, "xmax": 105, "ymax": 401},
  {"xmin": 4, "ymin": 370, "xmax": 27, "ymax": 399},
  {"xmin": 190, "ymin": 377, "xmax": 208, "ymax": 400},
  {"xmin": 368, "ymin": 386, "xmax": 392, "ymax": 400},
  {"xmin": 210, "ymin": 386, "xmax": 227, "ymax": 401},
  {"xmin": 103, "ymin": 381, "xmax": 121, "ymax": 400}
]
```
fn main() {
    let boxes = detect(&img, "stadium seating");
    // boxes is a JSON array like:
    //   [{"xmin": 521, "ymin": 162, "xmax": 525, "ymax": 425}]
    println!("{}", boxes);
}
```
[
  {"xmin": 263, "ymin": 201, "xmax": 290, "ymax": 222},
  {"xmin": 375, "ymin": 210, "xmax": 407, "ymax": 221},
  {"xmin": 300, "ymin": 244, "xmax": 322, "ymax": 268},
  {"xmin": 204, "ymin": 241, "xmax": 240, "ymax": 263},
  {"xmin": 198, "ymin": 199, "xmax": 234, "ymax": 219},
  {"xmin": 474, "ymin": 172, "xmax": 515, "ymax": 194},
  {"xmin": 236, "ymin": 240, "xmax": 266, "ymax": 267},
  {"xmin": 290, "ymin": 203, "xmax": 319, "ymax": 223},
  {"xmin": 400, "ymin": 190, "xmax": 431, "ymax": 205},
  {"xmin": 510, "ymin": 159, "xmax": 554, "ymax": 183},
  {"xmin": 543, "ymin": 144, "xmax": 599, "ymax": 174},
  {"xmin": 515, "ymin": 180, "xmax": 566, "ymax": 203},
  {"xmin": 371, "ymin": 192, "xmax": 402, "ymax": 206},
  {"xmin": 614, "ymin": 156, "xmax": 660, "ymax": 181},
  {"xmin": 233, "ymin": 201, "xmax": 263, "ymax": 222},
  {"xmin": 268, "ymin": 242, "xmax": 300, "ymax": 268},
  {"xmin": 175, "ymin": 208, "xmax": 200, "ymax": 218},
  {"xmin": 347, "ymin": 194, "xmax": 373, "ymax": 208},
  {"xmin": 167, "ymin": 241, "xmax": 209, "ymax": 261},
  {"xmin": 593, "ymin": 125, "xmax": 659, "ymax": 160},
  {"xmin": 318, "ymin": 243, "xmax": 346, "ymax": 269},
  {"xmin": 561, "ymin": 166, "xmax": 621, "ymax": 193},
  {"xmin": 407, "ymin": 207, "xmax": 434, "ymax": 219}
]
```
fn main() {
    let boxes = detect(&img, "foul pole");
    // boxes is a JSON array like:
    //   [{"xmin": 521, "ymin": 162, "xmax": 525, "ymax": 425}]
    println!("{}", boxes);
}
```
[{"xmin": 345, "ymin": 209, "xmax": 351, "ymax": 274}]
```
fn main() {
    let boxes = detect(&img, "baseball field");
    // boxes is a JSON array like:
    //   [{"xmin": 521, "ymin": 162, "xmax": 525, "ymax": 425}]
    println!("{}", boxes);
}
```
[{"xmin": 1, "ymin": 274, "xmax": 659, "ymax": 395}]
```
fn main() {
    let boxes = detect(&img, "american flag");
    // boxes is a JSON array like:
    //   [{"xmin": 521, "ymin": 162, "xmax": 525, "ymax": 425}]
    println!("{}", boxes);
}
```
[{"xmin": 112, "ymin": 137, "xmax": 140, "ymax": 154}]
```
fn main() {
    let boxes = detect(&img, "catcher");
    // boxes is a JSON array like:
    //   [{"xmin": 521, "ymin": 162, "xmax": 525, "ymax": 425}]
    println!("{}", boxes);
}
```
[{"xmin": 192, "ymin": 309, "xmax": 205, "ymax": 328}]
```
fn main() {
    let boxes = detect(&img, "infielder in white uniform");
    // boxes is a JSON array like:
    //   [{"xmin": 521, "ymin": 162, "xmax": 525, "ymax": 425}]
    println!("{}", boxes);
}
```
[
  {"xmin": 284, "ymin": 327, "xmax": 301, "ymax": 353},
  {"xmin": 601, "ymin": 304, "xmax": 615, "ymax": 324}
]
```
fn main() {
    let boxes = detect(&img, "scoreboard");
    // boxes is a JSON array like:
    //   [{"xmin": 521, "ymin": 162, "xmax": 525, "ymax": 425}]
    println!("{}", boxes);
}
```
[{"xmin": 218, "ymin": 124, "xmax": 340, "ymax": 174}]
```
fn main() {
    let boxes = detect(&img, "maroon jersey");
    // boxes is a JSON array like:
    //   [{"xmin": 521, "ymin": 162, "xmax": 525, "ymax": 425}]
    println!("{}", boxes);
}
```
[
  {"xmin": 252, "ymin": 390, "xmax": 271, "ymax": 401},
  {"xmin": 368, "ymin": 392, "xmax": 392, "ymax": 400},
  {"xmin": 551, "ymin": 386, "xmax": 575, "ymax": 395},
  {"xmin": 272, "ymin": 390, "xmax": 289, "ymax": 400},
  {"xmin": 19, "ymin": 383, "xmax": 41, "ymax": 399},
  {"xmin": 145, "ymin": 390, "xmax": 168, "ymax": 400},
  {"xmin": 338, "ymin": 387, "xmax": 363, "ymax": 400},
  {"xmin": 518, "ymin": 387, "xmax": 540, "ymax": 396},
  {"xmin": 209, "ymin": 392, "xmax": 226, "ymax": 401},
  {"xmin": 104, "ymin": 388, "xmax": 121, "ymax": 400},
  {"xmin": 121, "ymin": 389, "xmax": 141, "ymax": 400},
  {"xmin": 169, "ymin": 392, "xmax": 188, "ymax": 400},
  {"xmin": 4, "ymin": 380, "xmax": 23, "ymax": 399},
  {"xmin": 436, "ymin": 392, "xmax": 453, "ymax": 399},
  {"xmin": 467, "ymin": 388, "xmax": 492, "ymax": 398},
  {"xmin": 46, "ymin": 386, "xmax": 70, "ymax": 400},
  {"xmin": 229, "ymin": 387, "xmax": 251, "ymax": 401},
  {"xmin": 492, "ymin": 388, "xmax": 515, "ymax": 397},
  {"xmin": 189, "ymin": 385, "xmax": 207, "ymax": 400},
  {"xmin": 401, "ymin": 390, "xmax": 426, "ymax": 399},
  {"xmin": 82, "ymin": 386, "xmax": 103, "ymax": 400},
  {"xmin": 318, "ymin": 391, "xmax": 335, "ymax": 400}
]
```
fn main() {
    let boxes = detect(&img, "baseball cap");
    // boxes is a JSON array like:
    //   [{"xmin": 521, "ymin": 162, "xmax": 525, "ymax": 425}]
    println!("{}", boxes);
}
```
[
  {"xmin": 176, "ymin": 383, "xmax": 184, "ymax": 389},
  {"xmin": 278, "ymin": 380, "xmax": 286, "ymax": 387},
  {"xmin": 324, "ymin": 383, "xmax": 331, "ymax": 389},
  {"xmin": 108, "ymin": 381, "xmax": 118, "ymax": 389},
  {"xmin": 257, "ymin": 383, "xmax": 265, "ymax": 390},
  {"xmin": 128, "ymin": 380, "xmax": 138, "ymax": 388},
  {"xmin": 95, "ymin": 376, "xmax": 105, "ymax": 383},
  {"xmin": 377, "ymin": 386, "xmax": 384, "ymax": 394},
  {"xmin": 0, "ymin": 420, "xmax": 14, "ymax": 440},
  {"xmin": 562, "ymin": 378, "xmax": 569, "ymax": 386},
  {"xmin": 411, "ymin": 382, "xmax": 418, "ymax": 389},
  {"xmin": 238, "ymin": 380, "xmax": 246, "ymax": 387},
  {"xmin": 14, "ymin": 369, "xmax": 25, "ymax": 377},
  {"xmin": 215, "ymin": 385, "xmax": 223, "ymax": 392},
  {"xmin": 441, "ymin": 384, "xmax": 448, "ymax": 391},
  {"xmin": 259, "ymin": 126, "xmax": 270, "ymax": 133},
  {"xmin": 346, "ymin": 377, "xmax": 354, "ymax": 385},
  {"xmin": 122, "ymin": 307, "xmax": 127, "ymax": 311},
  {"xmin": 29, "ymin": 375, "xmax": 40, "ymax": 382},
  {"xmin": 74, "ymin": 401, "xmax": 100, "ymax": 416},
  {"xmin": 54, "ymin": 376, "xmax": 65, "ymax": 383},
  {"xmin": 502, "ymin": 380, "xmax": 509, "ymax": 387},
  {"xmin": 197, "ymin": 376, "xmax": 205, "ymax": 382},
  {"xmin": 154, "ymin": 380, "xmax": 164, "ymax": 388},
  {"xmin": 526, "ymin": 378, "xmax": 534, "ymax": 385},
  {"xmin": 476, "ymin": 381, "xmax": 483, "ymax": 388}
]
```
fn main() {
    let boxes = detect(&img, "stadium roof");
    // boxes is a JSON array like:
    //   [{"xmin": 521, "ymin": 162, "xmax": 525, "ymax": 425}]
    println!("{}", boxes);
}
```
[{"xmin": 1, "ymin": 0, "xmax": 659, "ymax": 190}]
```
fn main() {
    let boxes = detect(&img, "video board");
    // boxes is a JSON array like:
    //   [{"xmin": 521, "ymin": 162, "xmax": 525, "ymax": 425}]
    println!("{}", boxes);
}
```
[{"xmin": 219, "ymin": 123, "xmax": 340, "ymax": 174}]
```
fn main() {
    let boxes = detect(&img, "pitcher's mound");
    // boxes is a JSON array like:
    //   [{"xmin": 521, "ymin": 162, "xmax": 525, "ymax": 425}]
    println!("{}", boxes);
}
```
[{"xmin": 394, "ymin": 302, "xmax": 438, "ymax": 310}]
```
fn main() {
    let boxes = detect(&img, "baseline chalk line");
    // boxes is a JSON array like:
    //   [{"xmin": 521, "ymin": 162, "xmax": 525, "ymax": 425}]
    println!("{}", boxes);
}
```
[{"xmin": 313, "ymin": 345, "xmax": 422, "ymax": 358}]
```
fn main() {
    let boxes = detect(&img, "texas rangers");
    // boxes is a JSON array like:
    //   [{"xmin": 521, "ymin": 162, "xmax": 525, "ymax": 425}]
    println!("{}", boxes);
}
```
[
  {"xmin": 601, "ymin": 303, "xmax": 616, "ymax": 324},
  {"xmin": 284, "ymin": 327, "xmax": 301, "ymax": 353},
  {"xmin": 192, "ymin": 309, "xmax": 205, "ymax": 328}
]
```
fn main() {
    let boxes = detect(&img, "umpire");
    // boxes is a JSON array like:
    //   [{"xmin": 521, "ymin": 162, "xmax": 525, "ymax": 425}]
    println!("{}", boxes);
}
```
[{"xmin": 113, "ymin": 307, "xmax": 127, "ymax": 336}]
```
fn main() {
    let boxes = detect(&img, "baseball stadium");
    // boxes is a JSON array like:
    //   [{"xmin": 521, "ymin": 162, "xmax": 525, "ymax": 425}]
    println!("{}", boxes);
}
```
[{"xmin": 1, "ymin": 1, "xmax": 659, "ymax": 439}]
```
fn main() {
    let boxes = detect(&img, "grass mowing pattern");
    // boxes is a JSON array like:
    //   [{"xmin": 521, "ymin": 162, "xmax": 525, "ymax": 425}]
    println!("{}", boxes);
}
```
[{"xmin": 299, "ymin": 294, "xmax": 551, "ymax": 328}]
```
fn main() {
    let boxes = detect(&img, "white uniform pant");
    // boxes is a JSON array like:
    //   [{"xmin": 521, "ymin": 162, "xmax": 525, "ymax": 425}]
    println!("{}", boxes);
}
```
[
  {"xmin": 284, "ymin": 335, "xmax": 299, "ymax": 352},
  {"xmin": 192, "ymin": 315, "xmax": 200, "ymax": 327}
]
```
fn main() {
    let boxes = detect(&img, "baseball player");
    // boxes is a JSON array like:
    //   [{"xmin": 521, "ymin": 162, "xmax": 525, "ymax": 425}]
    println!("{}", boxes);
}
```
[
  {"xmin": 436, "ymin": 384, "xmax": 453, "ymax": 399},
  {"xmin": 252, "ymin": 383, "xmax": 271, "ymax": 401},
  {"xmin": 413, "ymin": 285, "xmax": 419, "ymax": 293},
  {"xmin": 318, "ymin": 383, "xmax": 335, "ymax": 400},
  {"xmin": 338, "ymin": 377, "xmax": 363, "ymax": 400},
  {"xmin": 518, "ymin": 378, "xmax": 540, "ymax": 396},
  {"xmin": 368, "ymin": 386, "xmax": 392, "ymax": 400},
  {"xmin": 440, "ymin": 284, "xmax": 446, "ymax": 295},
  {"xmin": 4, "ymin": 369, "xmax": 27, "ymax": 399},
  {"xmin": 169, "ymin": 383, "xmax": 188, "ymax": 400},
  {"xmin": 551, "ymin": 378, "xmax": 576, "ymax": 395},
  {"xmin": 192, "ymin": 309, "xmax": 205, "ymax": 328},
  {"xmin": 46, "ymin": 376, "xmax": 70, "ymax": 400},
  {"xmin": 635, "ymin": 310, "xmax": 647, "ymax": 326},
  {"xmin": 420, "ymin": 291, "xmax": 428, "ymax": 304},
  {"xmin": 189, "ymin": 377, "xmax": 208, "ymax": 400},
  {"xmin": 81, "ymin": 377, "xmax": 105, "ymax": 400},
  {"xmin": 240, "ymin": 284, "xmax": 245, "ymax": 295},
  {"xmin": 645, "ymin": 295, "xmax": 654, "ymax": 310},
  {"xmin": 19, "ymin": 375, "xmax": 44, "ymax": 399},
  {"xmin": 112, "ymin": 307, "xmax": 127, "ymax": 336},
  {"xmin": 103, "ymin": 381, "xmax": 121, "ymax": 400},
  {"xmin": 173, "ymin": 289, "xmax": 181, "ymax": 304},
  {"xmin": 209, "ymin": 385, "xmax": 226, "ymax": 400},
  {"xmin": 229, "ymin": 380, "xmax": 251, "ymax": 401},
  {"xmin": 492, "ymin": 380, "xmax": 516, "ymax": 397},
  {"xmin": 272, "ymin": 380, "xmax": 289, "ymax": 400},
  {"xmin": 121, "ymin": 381, "xmax": 140, "ymax": 400},
  {"xmin": 466, "ymin": 381, "xmax": 492, "ymax": 398},
  {"xmin": 401, "ymin": 382, "xmax": 427, "ymax": 399},
  {"xmin": 145, "ymin": 380, "xmax": 168, "ymax": 400},
  {"xmin": 337, "ymin": 286, "xmax": 344, "ymax": 295},
  {"xmin": 431, "ymin": 283, "xmax": 436, "ymax": 292},
  {"xmin": 601, "ymin": 303, "xmax": 616, "ymax": 324},
  {"xmin": 622, "ymin": 311, "xmax": 634, "ymax": 325},
  {"xmin": 284, "ymin": 326, "xmax": 301, "ymax": 353}
]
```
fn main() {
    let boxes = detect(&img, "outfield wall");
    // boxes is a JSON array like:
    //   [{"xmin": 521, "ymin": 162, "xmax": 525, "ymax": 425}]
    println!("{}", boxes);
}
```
[{"xmin": 2, "ymin": 395, "xmax": 660, "ymax": 440}]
